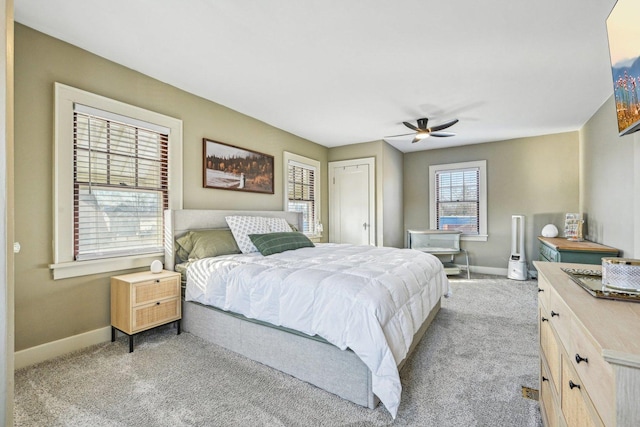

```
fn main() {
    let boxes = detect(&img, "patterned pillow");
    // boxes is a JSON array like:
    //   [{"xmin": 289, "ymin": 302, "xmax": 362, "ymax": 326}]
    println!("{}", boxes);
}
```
[
  {"xmin": 225, "ymin": 216, "xmax": 270, "ymax": 253},
  {"xmin": 249, "ymin": 232, "xmax": 315, "ymax": 256},
  {"xmin": 267, "ymin": 217, "xmax": 293, "ymax": 233}
]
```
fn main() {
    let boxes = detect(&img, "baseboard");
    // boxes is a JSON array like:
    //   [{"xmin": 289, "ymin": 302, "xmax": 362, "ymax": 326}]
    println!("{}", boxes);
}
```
[
  {"xmin": 14, "ymin": 326, "xmax": 112, "ymax": 370},
  {"xmin": 456, "ymin": 264, "xmax": 536, "ymax": 279},
  {"xmin": 467, "ymin": 265, "xmax": 508, "ymax": 276}
]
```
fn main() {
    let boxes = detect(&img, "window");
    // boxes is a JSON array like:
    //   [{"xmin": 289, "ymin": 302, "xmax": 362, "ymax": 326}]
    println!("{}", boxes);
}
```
[
  {"xmin": 429, "ymin": 160, "xmax": 487, "ymax": 241},
  {"xmin": 73, "ymin": 105, "xmax": 168, "ymax": 260},
  {"xmin": 284, "ymin": 152, "xmax": 321, "ymax": 237},
  {"xmin": 52, "ymin": 83, "xmax": 183, "ymax": 279}
]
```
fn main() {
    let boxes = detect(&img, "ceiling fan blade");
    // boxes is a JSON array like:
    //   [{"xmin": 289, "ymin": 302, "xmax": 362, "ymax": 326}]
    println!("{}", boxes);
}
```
[
  {"xmin": 403, "ymin": 121, "xmax": 419, "ymax": 131},
  {"xmin": 430, "ymin": 131, "xmax": 456, "ymax": 137},
  {"xmin": 429, "ymin": 119, "xmax": 459, "ymax": 132},
  {"xmin": 411, "ymin": 136, "xmax": 421, "ymax": 143},
  {"xmin": 384, "ymin": 132, "xmax": 415, "ymax": 138}
]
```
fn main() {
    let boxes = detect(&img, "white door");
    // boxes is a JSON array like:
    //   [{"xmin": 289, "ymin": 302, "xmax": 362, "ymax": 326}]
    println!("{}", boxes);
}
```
[{"xmin": 329, "ymin": 158, "xmax": 375, "ymax": 245}]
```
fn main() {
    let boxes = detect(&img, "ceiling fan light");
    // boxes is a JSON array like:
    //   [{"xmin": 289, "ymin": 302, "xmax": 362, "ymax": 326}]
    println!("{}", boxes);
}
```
[{"xmin": 415, "ymin": 132, "xmax": 430, "ymax": 140}]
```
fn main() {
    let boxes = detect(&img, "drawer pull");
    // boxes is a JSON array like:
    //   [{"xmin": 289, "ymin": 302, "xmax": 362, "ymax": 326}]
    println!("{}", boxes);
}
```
[
  {"xmin": 538, "ymin": 288, "xmax": 544, "ymax": 293},
  {"xmin": 568, "ymin": 380, "xmax": 581, "ymax": 390},
  {"xmin": 541, "ymin": 317, "xmax": 549, "ymax": 322},
  {"xmin": 156, "ymin": 279, "xmax": 160, "ymax": 283},
  {"xmin": 575, "ymin": 354, "xmax": 589, "ymax": 364},
  {"xmin": 550, "ymin": 311, "xmax": 559, "ymax": 317},
  {"xmin": 156, "ymin": 302, "xmax": 160, "ymax": 305},
  {"xmin": 542, "ymin": 376, "xmax": 549, "ymax": 382}
]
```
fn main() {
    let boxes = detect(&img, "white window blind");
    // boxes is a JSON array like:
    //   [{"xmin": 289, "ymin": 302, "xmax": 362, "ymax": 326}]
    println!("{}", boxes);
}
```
[
  {"xmin": 435, "ymin": 167, "xmax": 480, "ymax": 234},
  {"xmin": 287, "ymin": 160, "xmax": 317, "ymax": 235},
  {"xmin": 73, "ymin": 106, "xmax": 169, "ymax": 260}
]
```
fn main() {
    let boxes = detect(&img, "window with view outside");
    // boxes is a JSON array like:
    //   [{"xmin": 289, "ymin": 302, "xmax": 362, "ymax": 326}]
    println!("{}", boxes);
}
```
[
  {"xmin": 435, "ymin": 167, "xmax": 480, "ymax": 234},
  {"xmin": 287, "ymin": 162, "xmax": 316, "ymax": 235},
  {"xmin": 74, "ymin": 109, "xmax": 168, "ymax": 260}
]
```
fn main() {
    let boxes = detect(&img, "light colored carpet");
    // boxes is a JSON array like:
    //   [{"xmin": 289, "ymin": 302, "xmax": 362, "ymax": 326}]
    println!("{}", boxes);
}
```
[{"xmin": 14, "ymin": 275, "xmax": 542, "ymax": 426}]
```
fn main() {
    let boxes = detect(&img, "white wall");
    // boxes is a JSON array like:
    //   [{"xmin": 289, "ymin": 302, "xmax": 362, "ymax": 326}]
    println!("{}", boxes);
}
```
[{"xmin": 580, "ymin": 95, "xmax": 638, "ymax": 257}]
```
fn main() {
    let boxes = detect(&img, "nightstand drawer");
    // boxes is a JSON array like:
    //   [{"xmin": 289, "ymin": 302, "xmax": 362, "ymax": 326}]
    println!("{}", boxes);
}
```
[
  {"xmin": 133, "ymin": 277, "xmax": 180, "ymax": 305},
  {"xmin": 540, "ymin": 244, "xmax": 559, "ymax": 262},
  {"xmin": 133, "ymin": 298, "xmax": 180, "ymax": 331}
]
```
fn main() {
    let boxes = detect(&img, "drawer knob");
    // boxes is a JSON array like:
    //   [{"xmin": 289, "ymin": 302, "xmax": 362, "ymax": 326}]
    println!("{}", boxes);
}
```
[
  {"xmin": 156, "ymin": 279, "xmax": 160, "ymax": 283},
  {"xmin": 575, "ymin": 354, "xmax": 589, "ymax": 364},
  {"xmin": 541, "ymin": 317, "xmax": 549, "ymax": 322},
  {"xmin": 550, "ymin": 311, "xmax": 559, "ymax": 317},
  {"xmin": 538, "ymin": 288, "xmax": 544, "ymax": 293},
  {"xmin": 542, "ymin": 376, "xmax": 549, "ymax": 382},
  {"xmin": 156, "ymin": 302, "xmax": 160, "ymax": 305},
  {"xmin": 568, "ymin": 380, "xmax": 581, "ymax": 390}
]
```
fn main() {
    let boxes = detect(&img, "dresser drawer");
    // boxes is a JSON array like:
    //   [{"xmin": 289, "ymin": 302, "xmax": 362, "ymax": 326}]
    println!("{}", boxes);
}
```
[
  {"xmin": 540, "ymin": 304, "xmax": 561, "ymax": 396},
  {"xmin": 538, "ymin": 274, "xmax": 551, "ymax": 311},
  {"xmin": 568, "ymin": 317, "xmax": 615, "ymax": 426},
  {"xmin": 133, "ymin": 276, "xmax": 180, "ymax": 305},
  {"xmin": 561, "ymin": 353, "xmax": 604, "ymax": 427},
  {"xmin": 541, "ymin": 359, "xmax": 561, "ymax": 427},
  {"xmin": 548, "ymin": 287, "xmax": 572, "ymax": 349}
]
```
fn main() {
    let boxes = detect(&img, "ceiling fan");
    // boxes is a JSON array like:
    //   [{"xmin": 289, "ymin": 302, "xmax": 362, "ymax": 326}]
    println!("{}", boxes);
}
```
[{"xmin": 386, "ymin": 117, "xmax": 459, "ymax": 143}]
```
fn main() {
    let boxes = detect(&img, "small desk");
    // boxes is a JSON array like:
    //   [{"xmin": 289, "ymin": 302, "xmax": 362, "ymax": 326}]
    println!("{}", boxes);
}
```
[
  {"xmin": 537, "ymin": 236, "xmax": 619, "ymax": 265},
  {"xmin": 408, "ymin": 229, "xmax": 470, "ymax": 278}
]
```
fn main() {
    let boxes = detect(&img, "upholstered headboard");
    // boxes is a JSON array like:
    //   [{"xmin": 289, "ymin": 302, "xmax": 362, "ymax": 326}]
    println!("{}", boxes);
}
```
[{"xmin": 163, "ymin": 209, "xmax": 303, "ymax": 271}]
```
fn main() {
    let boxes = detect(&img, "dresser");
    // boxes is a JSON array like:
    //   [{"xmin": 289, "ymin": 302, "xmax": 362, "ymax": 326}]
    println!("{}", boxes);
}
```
[
  {"xmin": 535, "ymin": 261, "xmax": 640, "ymax": 426},
  {"xmin": 111, "ymin": 270, "xmax": 181, "ymax": 352},
  {"xmin": 538, "ymin": 237, "xmax": 619, "ymax": 265}
]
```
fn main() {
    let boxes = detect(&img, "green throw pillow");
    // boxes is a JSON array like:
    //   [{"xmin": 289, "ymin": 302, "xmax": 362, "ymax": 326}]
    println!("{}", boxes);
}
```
[
  {"xmin": 187, "ymin": 228, "xmax": 241, "ymax": 260},
  {"xmin": 175, "ymin": 232, "xmax": 195, "ymax": 264},
  {"xmin": 249, "ymin": 232, "xmax": 315, "ymax": 256}
]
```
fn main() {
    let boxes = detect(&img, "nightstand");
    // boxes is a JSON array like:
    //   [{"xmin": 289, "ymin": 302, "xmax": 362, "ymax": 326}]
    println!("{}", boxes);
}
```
[{"xmin": 110, "ymin": 270, "xmax": 181, "ymax": 352}]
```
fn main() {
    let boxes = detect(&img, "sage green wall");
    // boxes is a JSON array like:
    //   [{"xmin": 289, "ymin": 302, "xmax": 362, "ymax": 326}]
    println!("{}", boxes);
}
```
[
  {"xmin": 382, "ymin": 142, "xmax": 404, "ymax": 248},
  {"xmin": 580, "ymin": 95, "xmax": 638, "ymax": 256},
  {"xmin": 2, "ymin": 1, "xmax": 15, "ymax": 422},
  {"xmin": 327, "ymin": 140, "xmax": 404, "ymax": 247},
  {"xmin": 14, "ymin": 24, "xmax": 328, "ymax": 351},
  {"xmin": 404, "ymin": 132, "xmax": 579, "ymax": 270}
]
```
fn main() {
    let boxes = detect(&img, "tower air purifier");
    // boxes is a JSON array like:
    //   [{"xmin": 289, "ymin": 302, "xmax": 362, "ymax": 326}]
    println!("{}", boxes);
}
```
[{"xmin": 508, "ymin": 215, "xmax": 528, "ymax": 280}]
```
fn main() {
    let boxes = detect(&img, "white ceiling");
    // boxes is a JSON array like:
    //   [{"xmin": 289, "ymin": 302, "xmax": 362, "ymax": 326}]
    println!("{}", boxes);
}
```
[{"xmin": 14, "ymin": 0, "xmax": 617, "ymax": 153}]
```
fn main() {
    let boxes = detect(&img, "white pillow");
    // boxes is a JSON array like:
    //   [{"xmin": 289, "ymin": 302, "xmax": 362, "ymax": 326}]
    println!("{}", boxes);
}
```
[
  {"xmin": 267, "ymin": 217, "xmax": 293, "ymax": 233},
  {"xmin": 225, "ymin": 216, "xmax": 270, "ymax": 253}
]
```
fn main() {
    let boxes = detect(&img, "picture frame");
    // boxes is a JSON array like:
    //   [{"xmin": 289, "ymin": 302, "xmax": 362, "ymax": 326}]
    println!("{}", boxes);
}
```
[
  {"xmin": 203, "ymin": 138, "xmax": 274, "ymax": 194},
  {"xmin": 606, "ymin": 0, "xmax": 640, "ymax": 136}
]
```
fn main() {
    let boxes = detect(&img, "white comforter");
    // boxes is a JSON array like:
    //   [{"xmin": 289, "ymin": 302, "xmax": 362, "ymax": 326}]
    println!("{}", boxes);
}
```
[{"xmin": 185, "ymin": 243, "xmax": 450, "ymax": 418}]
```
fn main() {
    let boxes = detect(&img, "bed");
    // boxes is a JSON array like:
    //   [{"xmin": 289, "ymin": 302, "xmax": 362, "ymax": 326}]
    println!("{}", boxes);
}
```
[{"xmin": 164, "ymin": 209, "xmax": 449, "ymax": 418}]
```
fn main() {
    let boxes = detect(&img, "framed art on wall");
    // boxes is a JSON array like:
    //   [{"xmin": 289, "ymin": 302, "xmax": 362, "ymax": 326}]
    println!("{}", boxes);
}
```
[{"xmin": 203, "ymin": 138, "xmax": 274, "ymax": 194}]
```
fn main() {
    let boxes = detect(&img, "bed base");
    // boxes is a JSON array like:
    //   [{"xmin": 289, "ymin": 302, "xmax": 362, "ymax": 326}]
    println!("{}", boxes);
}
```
[
  {"xmin": 182, "ymin": 297, "xmax": 441, "ymax": 408},
  {"xmin": 165, "ymin": 209, "xmax": 442, "ymax": 410}
]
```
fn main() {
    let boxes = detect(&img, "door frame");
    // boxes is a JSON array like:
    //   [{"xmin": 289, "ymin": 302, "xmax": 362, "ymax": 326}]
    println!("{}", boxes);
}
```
[{"xmin": 328, "ymin": 157, "xmax": 375, "ymax": 245}]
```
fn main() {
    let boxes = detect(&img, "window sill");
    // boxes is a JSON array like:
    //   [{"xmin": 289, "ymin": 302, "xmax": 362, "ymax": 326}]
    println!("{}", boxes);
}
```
[
  {"xmin": 461, "ymin": 234, "xmax": 488, "ymax": 242},
  {"xmin": 49, "ymin": 253, "xmax": 163, "ymax": 280}
]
